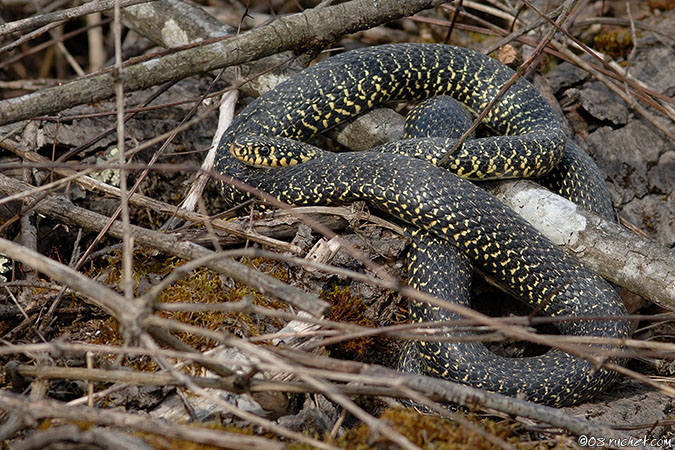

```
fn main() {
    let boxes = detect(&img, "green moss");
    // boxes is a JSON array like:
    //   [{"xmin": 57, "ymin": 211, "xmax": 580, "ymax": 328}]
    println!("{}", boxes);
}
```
[
  {"xmin": 133, "ymin": 421, "xmax": 263, "ymax": 450},
  {"xmin": 82, "ymin": 252, "xmax": 291, "ymax": 372},
  {"xmin": 290, "ymin": 408, "xmax": 576, "ymax": 449},
  {"xmin": 156, "ymin": 257, "xmax": 289, "ymax": 359},
  {"xmin": 322, "ymin": 285, "xmax": 375, "ymax": 360},
  {"xmin": 593, "ymin": 30, "xmax": 634, "ymax": 59}
]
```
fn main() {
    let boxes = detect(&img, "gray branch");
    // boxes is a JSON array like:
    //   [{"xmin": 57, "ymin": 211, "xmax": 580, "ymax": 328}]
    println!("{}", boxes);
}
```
[{"xmin": 0, "ymin": 0, "xmax": 446, "ymax": 125}]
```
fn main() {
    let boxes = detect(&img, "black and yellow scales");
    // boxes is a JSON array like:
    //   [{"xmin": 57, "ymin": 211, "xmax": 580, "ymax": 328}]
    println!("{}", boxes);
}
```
[{"xmin": 215, "ymin": 43, "xmax": 630, "ymax": 406}]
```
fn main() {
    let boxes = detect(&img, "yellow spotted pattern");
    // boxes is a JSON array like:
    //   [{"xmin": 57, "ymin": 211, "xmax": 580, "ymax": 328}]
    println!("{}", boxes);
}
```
[{"xmin": 216, "ymin": 44, "xmax": 629, "ymax": 406}]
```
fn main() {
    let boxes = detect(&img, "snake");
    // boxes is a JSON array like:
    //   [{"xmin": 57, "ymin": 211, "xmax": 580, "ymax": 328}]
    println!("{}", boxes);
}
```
[
  {"xmin": 215, "ymin": 43, "xmax": 630, "ymax": 406},
  {"xmin": 398, "ymin": 95, "xmax": 619, "ymax": 407}
]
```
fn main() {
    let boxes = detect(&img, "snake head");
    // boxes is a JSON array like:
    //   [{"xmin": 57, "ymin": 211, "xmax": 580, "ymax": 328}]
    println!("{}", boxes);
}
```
[{"xmin": 230, "ymin": 134, "xmax": 324, "ymax": 168}]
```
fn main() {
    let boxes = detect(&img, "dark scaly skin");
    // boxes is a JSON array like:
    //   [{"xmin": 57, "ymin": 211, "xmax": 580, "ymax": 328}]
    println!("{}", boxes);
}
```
[
  {"xmin": 398, "ymin": 96, "xmax": 621, "ymax": 406},
  {"xmin": 216, "ymin": 44, "xmax": 567, "ymax": 203},
  {"xmin": 540, "ymin": 141, "xmax": 616, "ymax": 221},
  {"xmin": 401, "ymin": 96, "xmax": 615, "ymax": 220},
  {"xmin": 229, "ymin": 134, "xmax": 630, "ymax": 406},
  {"xmin": 403, "ymin": 95, "xmax": 477, "ymax": 140},
  {"xmin": 217, "ymin": 44, "xmax": 630, "ymax": 405}
]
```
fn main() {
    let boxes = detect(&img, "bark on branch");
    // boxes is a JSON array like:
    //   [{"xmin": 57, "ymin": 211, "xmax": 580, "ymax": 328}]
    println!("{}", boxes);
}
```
[
  {"xmin": 490, "ymin": 181, "xmax": 675, "ymax": 309},
  {"xmin": 0, "ymin": 0, "xmax": 446, "ymax": 125}
]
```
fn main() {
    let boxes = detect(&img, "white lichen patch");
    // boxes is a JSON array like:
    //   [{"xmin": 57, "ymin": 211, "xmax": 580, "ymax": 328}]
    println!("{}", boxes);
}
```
[
  {"xmin": 91, "ymin": 146, "xmax": 121, "ymax": 187},
  {"xmin": 126, "ymin": 3, "xmax": 154, "ymax": 19},
  {"xmin": 0, "ymin": 254, "xmax": 9, "ymax": 282},
  {"xmin": 493, "ymin": 180, "xmax": 587, "ymax": 246},
  {"xmin": 161, "ymin": 18, "xmax": 191, "ymax": 48}
]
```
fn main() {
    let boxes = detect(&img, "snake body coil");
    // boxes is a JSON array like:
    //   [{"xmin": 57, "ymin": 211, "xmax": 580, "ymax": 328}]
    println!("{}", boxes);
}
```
[
  {"xmin": 216, "ymin": 44, "xmax": 629, "ymax": 406},
  {"xmin": 217, "ymin": 43, "xmax": 568, "ymax": 202},
  {"xmin": 399, "ymin": 95, "xmax": 619, "ymax": 406}
]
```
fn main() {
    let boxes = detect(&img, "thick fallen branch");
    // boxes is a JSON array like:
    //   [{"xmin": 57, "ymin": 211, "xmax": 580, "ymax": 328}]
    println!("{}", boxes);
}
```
[
  {"xmin": 117, "ymin": 0, "xmax": 302, "ymax": 99},
  {"xmin": 0, "ymin": 0, "xmax": 447, "ymax": 125}
]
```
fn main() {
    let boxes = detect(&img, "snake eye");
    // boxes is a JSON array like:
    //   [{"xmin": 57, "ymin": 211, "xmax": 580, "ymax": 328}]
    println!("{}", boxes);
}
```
[{"xmin": 259, "ymin": 146, "xmax": 270, "ymax": 157}]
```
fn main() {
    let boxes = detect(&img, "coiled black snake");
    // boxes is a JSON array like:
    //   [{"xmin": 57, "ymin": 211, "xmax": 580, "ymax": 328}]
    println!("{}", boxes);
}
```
[{"xmin": 216, "ymin": 44, "xmax": 630, "ymax": 406}]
